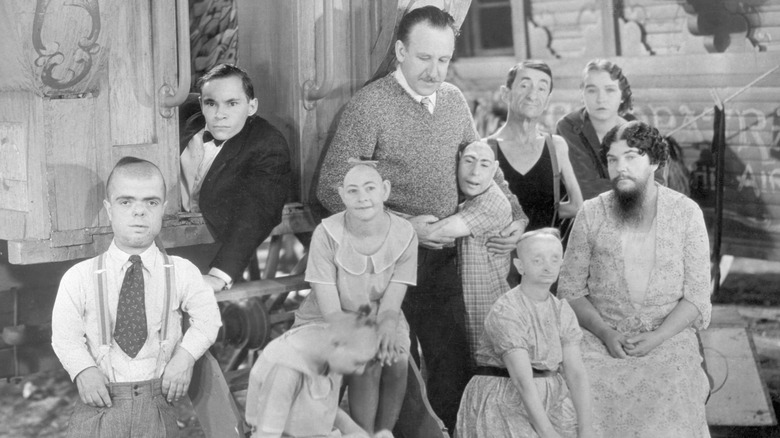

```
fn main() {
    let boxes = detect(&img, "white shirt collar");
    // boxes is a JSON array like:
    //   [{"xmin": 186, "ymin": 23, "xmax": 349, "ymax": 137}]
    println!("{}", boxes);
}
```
[
  {"xmin": 394, "ymin": 67, "xmax": 437, "ymax": 108},
  {"xmin": 106, "ymin": 241, "xmax": 160, "ymax": 271}
]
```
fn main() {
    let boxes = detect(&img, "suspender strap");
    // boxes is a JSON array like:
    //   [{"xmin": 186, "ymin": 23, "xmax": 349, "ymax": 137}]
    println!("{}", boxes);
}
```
[
  {"xmin": 93, "ymin": 253, "xmax": 115, "ymax": 381},
  {"xmin": 546, "ymin": 134, "xmax": 561, "ymax": 208},
  {"xmin": 95, "ymin": 254, "xmax": 111, "ymax": 346},
  {"xmin": 93, "ymin": 251, "xmax": 177, "ymax": 380},
  {"xmin": 485, "ymin": 138, "xmax": 500, "ymax": 159},
  {"xmin": 546, "ymin": 134, "xmax": 564, "ymax": 227},
  {"xmin": 155, "ymin": 252, "xmax": 177, "ymax": 377},
  {"xmin": 160, "ymin": 253, "xmax": 175, "ymax": 342}
]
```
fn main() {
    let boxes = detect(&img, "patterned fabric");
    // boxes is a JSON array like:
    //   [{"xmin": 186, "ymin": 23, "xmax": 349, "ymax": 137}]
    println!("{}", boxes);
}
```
[
  {"xmin": 114, "ymin": 255, "xmax": 147, "ymax": 359},
  {"xmin": 246, "ymin": 325, "xmax": 344, "ymax": 437},
  {"xmin": 558, "ymin": 184, "xmax": 712, "ymax": 438},
  {"xmin": 457, "ymin": 182, "xmax": 513, "ymax": 359},
  {"xmin": 420, "ymin": 96, "xmax": 433, "ymax": 114},
  {"xmin": 457, "ymin": 287, "xmax": 582, "ymax": 437},
  {"xmin": 296, "ymin": 212, "xmax": 417, "ymax": 352}
]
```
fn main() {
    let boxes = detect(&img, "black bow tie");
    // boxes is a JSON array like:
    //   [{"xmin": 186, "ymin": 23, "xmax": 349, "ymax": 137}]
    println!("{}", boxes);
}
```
[{"xmin": 202, "ymin": 131, "xmax": 226, "ymax": 146}]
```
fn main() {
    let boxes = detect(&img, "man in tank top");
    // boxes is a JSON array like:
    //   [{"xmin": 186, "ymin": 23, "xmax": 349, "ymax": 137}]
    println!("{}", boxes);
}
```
[{"xmin": 487, "ymin": 60, "xmax": 583, "ymax": 231}]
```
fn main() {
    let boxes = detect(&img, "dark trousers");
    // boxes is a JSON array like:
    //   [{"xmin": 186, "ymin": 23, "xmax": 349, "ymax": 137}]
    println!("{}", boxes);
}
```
[{"xmin": 402, "ymin": 246, "xmax": 470, "ymax": 435}]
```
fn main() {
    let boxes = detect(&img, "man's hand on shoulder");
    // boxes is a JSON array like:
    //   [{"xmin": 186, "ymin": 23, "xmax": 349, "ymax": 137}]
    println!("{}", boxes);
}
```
[
  {"xmin": 75, "ymin": 366, "xmax": 112, "ymax": 408},
  {"xmin": 408, "ymin": 215, "xmax": 453, "ymax": 249},
  {"xmin": 161, "ymin": 347, "xmax": 196, "ymax": 402},
  {"xmin": 486, "ymin": 219, "xmax": 526, "ymax": 255}
]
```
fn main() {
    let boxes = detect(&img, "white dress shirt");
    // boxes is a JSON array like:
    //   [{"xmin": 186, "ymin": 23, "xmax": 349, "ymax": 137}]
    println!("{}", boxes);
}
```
[
  {"xmin": 394, "ymin": 67, "xmax": 437, "ymax": 113},
  {"xmin": 180, "ymin": 129, "xmax": 226, "ymax": 213},
  {"xmin": 51, "ymin": 242, "xmax": 222, "ymax": 382}
]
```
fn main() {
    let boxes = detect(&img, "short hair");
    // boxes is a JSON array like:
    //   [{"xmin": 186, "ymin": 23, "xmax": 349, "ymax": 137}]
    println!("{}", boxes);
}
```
[
  {"xmin": 601, "ymin": 121, "xmax": 668, "ymax": 168},
  {"xmin": 196, "ymin": 63, "xmax": 255, "ymax": 100},
  {"xmin": 581, "ymin": 59, "xmax": 632, "ymax": 115},
  {"xmin": 105, "ymin": 156, "xmax": 166, "ymax": 200},
  {"xmin": 396, "ymin": 6, "xmax": 459, "ymax": 46},
  {"xmin": 505, "ymin": 60, "xmax": 554, "ymax": 93}
]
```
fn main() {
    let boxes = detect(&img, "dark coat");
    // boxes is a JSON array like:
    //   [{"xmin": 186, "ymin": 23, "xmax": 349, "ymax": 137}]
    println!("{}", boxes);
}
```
[{"xmin": 181, "ymin": 114, "xmax": 292, "ymax": 280}]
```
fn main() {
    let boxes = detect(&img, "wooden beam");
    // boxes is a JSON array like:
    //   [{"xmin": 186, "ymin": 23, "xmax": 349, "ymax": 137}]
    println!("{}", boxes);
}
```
[
  {"xmin": 215, "ymin": 274, "xmax": 309, "ymax": 302},
  {"xmin": 601, "ymin": 0, "xmax": 619, "ymax": 56},
  {"xmin": 510, "ymin": 0, "xmax": 529, "ymax": 59}
]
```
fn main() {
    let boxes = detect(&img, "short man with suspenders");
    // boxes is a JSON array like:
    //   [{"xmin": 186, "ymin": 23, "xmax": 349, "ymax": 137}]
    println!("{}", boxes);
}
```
[{"xmin": 52, "ymin": 157, "xmax": 222, "ymax": 437}]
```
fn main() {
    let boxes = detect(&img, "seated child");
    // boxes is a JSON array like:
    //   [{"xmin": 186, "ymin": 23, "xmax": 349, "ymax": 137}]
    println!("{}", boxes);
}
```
[
  {"xmin": 455, "ymin": 228, "xmax": 594, "ymax": 438},
  {"xmin": 294, "ymin": 161, "xmax": 417, "ymax": 433},
  {"xmin": 425, "ymin": 141, "xmax": 513, "ymax": 361},
  {"xmin": 245, "ymin": 308, "xmax": 393, "ymax": 438},
  {"xmin": 51, "ymin": 157, "xmax": 222, "ymax": 438}
]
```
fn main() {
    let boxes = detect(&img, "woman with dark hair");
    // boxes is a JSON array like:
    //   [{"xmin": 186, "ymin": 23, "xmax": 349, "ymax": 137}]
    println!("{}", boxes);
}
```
[{"xmin": 555, "ymin": 59, "xmax": 636, "ymax": 200}]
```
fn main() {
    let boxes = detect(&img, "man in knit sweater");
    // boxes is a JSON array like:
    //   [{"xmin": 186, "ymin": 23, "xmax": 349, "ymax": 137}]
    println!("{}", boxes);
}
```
[{"xmin": 314, "ymin": 6, "xmax": 527, "ymax": 434}]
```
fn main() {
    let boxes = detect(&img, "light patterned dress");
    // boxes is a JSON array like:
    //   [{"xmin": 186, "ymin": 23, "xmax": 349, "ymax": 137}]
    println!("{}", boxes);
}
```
[
  {"xmin": 456, "ymin": 287, "xmax": 583, "ymax": 438},
  {"xmin": 558, "ymin": 184, "xmax": 712, "ymax": 438},
  {"xmin": 458, "ymin": 182, "xmax": 513, "ymax": 360},
  {"xmin": 295, "ymin": 211, "xmax": 417, "ymax": 352}
]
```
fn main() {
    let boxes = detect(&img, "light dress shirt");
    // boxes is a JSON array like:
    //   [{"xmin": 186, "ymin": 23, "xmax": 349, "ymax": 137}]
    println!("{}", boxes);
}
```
[
  {"xmin": 180, "ymin": 129, "xmax": 226, "ymax": 213},
  {"xmin": 51, "ymin": 241, "xmax": 222, "ymax": 382},
  {"xmin": 394, "ymin": 67, "xmax": 436, "ymax": 113},
  {"xmin": 180, "ymin": 128, "xmax": 234, "ymax": 286}
]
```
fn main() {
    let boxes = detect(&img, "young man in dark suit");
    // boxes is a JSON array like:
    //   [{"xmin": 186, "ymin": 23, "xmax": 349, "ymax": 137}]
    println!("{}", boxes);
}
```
[{"xmin": 180, "ymin": 64, "xmax": 291, "ymax": 292}]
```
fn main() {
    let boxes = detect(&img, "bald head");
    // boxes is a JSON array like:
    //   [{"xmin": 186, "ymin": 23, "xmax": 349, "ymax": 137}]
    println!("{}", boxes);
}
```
[
  {"xmin": 516, "ymin": 228, "xmax": 562, "ymax": 255},
  {"xmin": 342, "ymin": 163, "xmax": 383, "ymax": 188},
  {"xmin": 461, "ymin": 141, "xmax": 496, "ymax": 161},
  {"xmin": 106, "ymin": 157, "xmax": 166, "ymax": 201}
]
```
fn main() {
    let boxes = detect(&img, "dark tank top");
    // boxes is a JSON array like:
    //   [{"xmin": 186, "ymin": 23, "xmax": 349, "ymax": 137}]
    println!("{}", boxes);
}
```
[{"xmin": 495, "ymin": 140, "xmax": 564, "ymax": 231}]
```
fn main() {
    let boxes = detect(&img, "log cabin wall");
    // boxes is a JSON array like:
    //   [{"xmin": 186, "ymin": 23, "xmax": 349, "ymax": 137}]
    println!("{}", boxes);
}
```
[{"xmin": 450, "ymin": 0, "xmax": 780, "ymax": 260}]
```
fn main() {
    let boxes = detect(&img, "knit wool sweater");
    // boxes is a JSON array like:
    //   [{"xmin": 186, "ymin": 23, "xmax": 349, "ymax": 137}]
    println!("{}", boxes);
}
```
[{"xmin": 316, "ymin": 74, "xmax": 523, "ymax": 221}]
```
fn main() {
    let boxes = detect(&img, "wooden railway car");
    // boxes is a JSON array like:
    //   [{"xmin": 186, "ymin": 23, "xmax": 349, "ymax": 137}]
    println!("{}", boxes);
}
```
[{"xmin": 0, "ymin": 0, "xmax": 777, "ymax": 434}]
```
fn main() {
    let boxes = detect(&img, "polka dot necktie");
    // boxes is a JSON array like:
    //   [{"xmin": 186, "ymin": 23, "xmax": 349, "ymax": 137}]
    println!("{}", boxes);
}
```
[
  {"xmin": 114, "ymin": 255, "xmax": 147, "ymax": 358},
  {"xmin": 420, "ymin": 96, "xmax": 433, "ymax": 114}
]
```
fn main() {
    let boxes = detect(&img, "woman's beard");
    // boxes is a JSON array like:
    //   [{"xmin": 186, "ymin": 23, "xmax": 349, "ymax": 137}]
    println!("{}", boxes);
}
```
[{"xmin": 613, "ymin": 177, "xmax": 647, "ymax": 223}]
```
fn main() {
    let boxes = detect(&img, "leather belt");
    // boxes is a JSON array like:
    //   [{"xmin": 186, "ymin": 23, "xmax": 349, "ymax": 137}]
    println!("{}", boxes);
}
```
[{"xmin": 474, "ymin": 365, "xmax": 557, "ymax": 379}]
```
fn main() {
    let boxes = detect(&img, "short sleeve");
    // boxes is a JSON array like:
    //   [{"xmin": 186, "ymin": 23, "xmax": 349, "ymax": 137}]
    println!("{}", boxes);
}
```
[
  {"xmin": 390, "ymin": 232, "xmax": 418, "ymax": 286},
  {"xmin": 558, "ymin": 300, "xmax": 583, "ymax": 346},
  {"xmin": 305, "ymin": 225, "xmax": 337, "ymax": 285},
  {"xmin": 558, "ymin": 203, "xmax": 594, "ymax": 301},
  {"xmin": 681, "ymin": 200, "xmax": 712, "ymax": 330},
  {"xmin": 248, "ymin": 365, "xmax": 303, "ymax": 436},
  {"xmin": 483, "ymin": 297, "xmax": 531, "ymax": 358},
  {"xmin": 458, "ymin": 185, "xmax": 510, "ymax": 236}
]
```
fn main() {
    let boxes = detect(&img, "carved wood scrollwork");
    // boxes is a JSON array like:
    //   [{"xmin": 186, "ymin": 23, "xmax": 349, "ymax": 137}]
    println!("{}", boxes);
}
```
[
  {"xmin": 32, "ymin": 0, "xmax": 102, "ymax": 95},
  {"xmin": 681, "ymin": 0, "xmax": 763, "ymax": 53}
]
